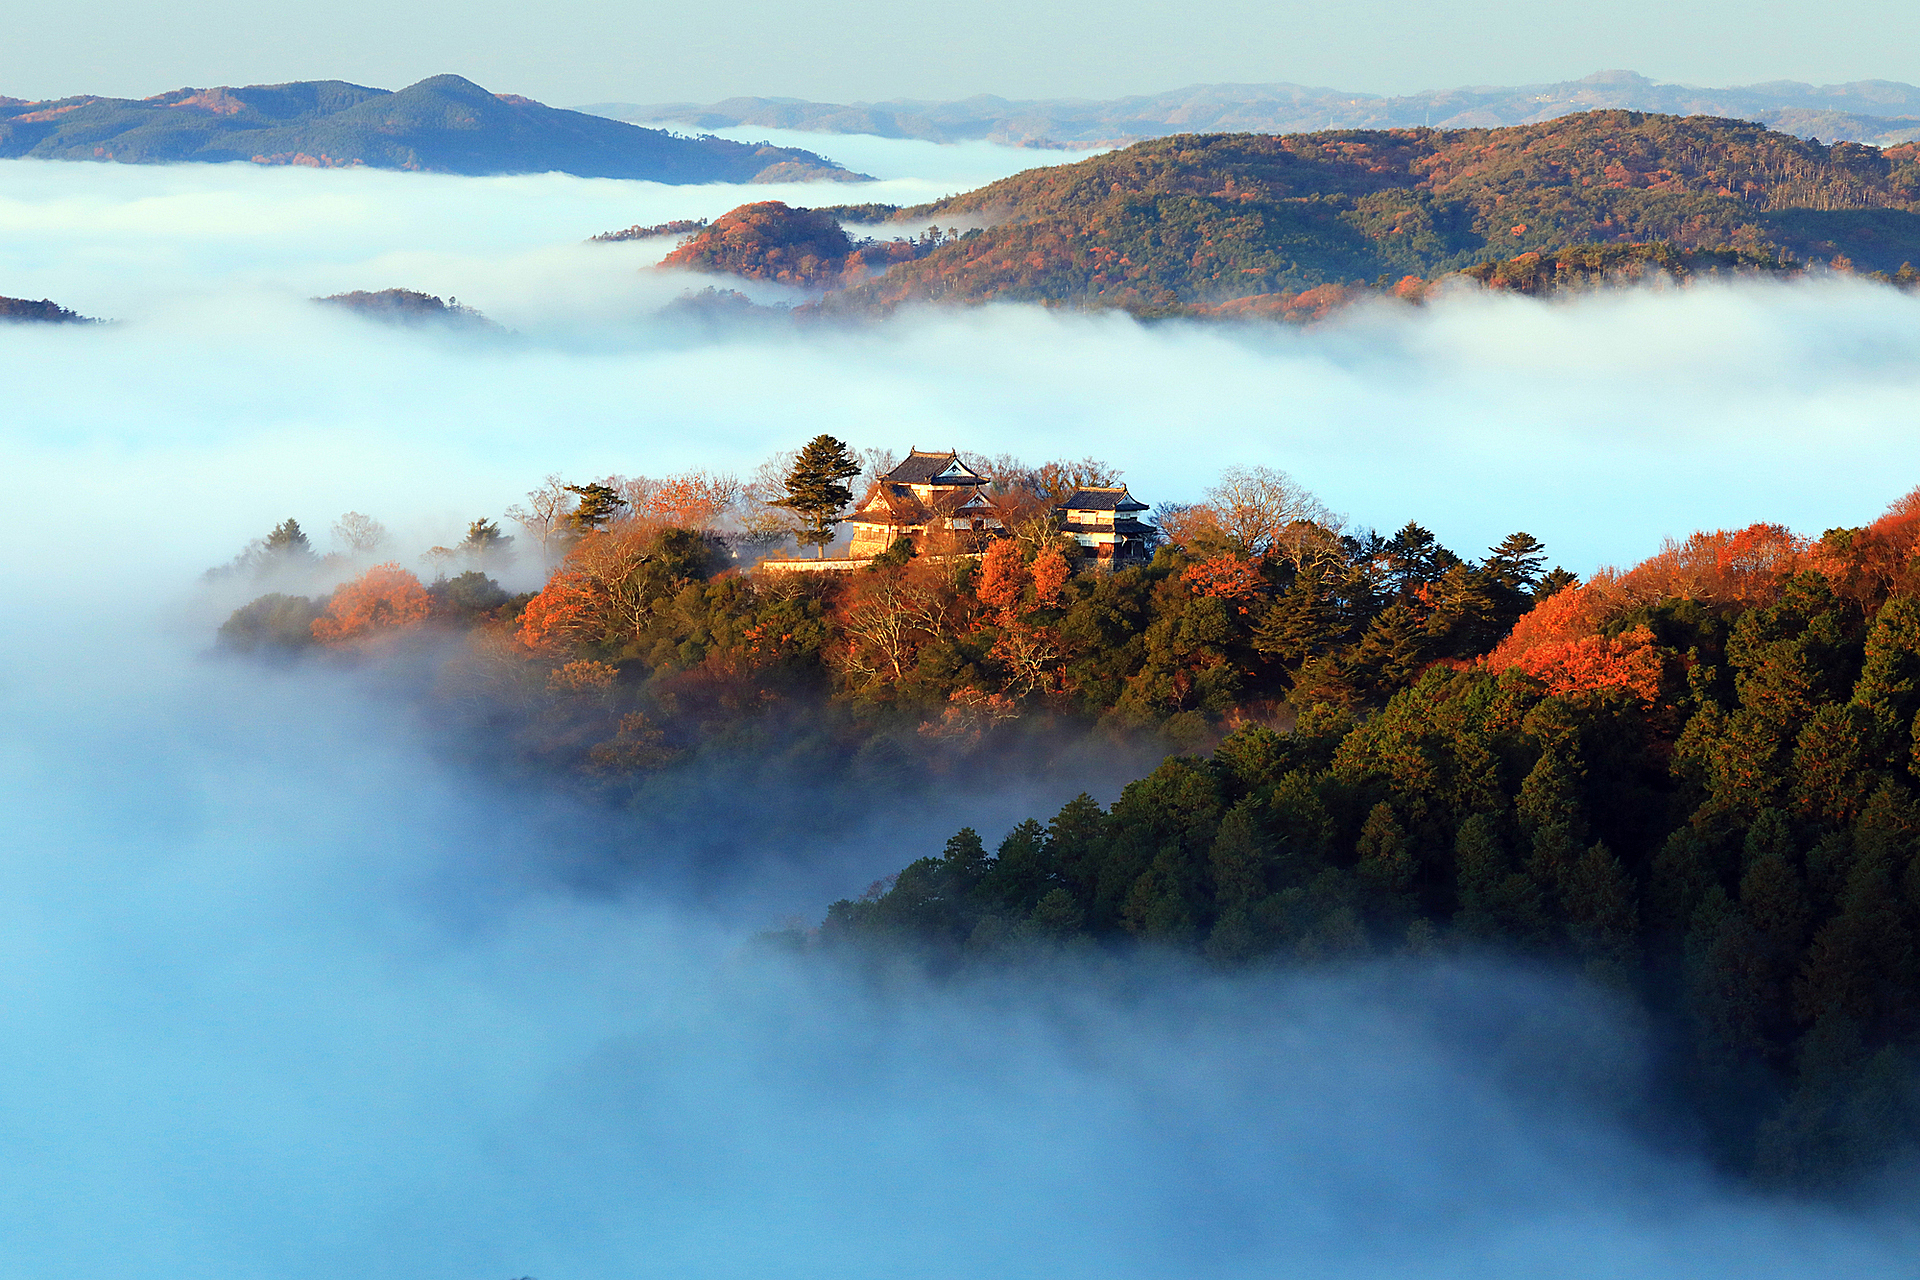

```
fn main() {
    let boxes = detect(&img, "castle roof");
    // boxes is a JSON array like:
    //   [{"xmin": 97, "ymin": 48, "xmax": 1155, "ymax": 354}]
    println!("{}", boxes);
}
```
[
  {"xmin": 850, "ymin": 479, "xmax": 995, "ymax": 527},
  {"xmin": 1061, "ymin": 485, "xmax": 1149, "ymax": 512},
  {"xmin": 880, "ymin": 449, "xmax": 986, "ymax": 487}
]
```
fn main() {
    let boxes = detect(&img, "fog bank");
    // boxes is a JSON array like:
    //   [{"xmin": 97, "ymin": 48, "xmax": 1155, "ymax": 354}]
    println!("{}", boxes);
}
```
[
  {"xmin": 7, "ymin": 155, "xmax": 1920, "ymax": 571},
  {"xmin": 3, "ymin": 148, "xmax": 1920, "ymax": 1277}
]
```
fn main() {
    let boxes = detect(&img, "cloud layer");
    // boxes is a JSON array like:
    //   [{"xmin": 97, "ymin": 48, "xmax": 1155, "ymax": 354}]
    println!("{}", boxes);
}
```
[{"xmin": 4, "ymin": 146, "xmax": 1920, "ymax": 1276}]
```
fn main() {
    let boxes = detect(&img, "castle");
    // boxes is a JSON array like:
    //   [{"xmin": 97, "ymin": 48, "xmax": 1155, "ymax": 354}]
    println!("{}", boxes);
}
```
[
  {"xmin": 831, "ymin": 448, "xmax": 1156, "ymax": 567},
  {"xmin": 846, "ymin": 450, "xmax": 1002, "ymax": 557}
]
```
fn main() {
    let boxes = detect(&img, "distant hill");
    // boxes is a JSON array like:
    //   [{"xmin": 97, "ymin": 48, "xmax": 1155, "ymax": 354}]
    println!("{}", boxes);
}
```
[
  {"xmin": 0, "ymin": 295, "xmax": 92, "ymax": 322},
  {"xmin": 772, "ymin": 112, "xmax": 1920, "ymax": 312},
  {"xmin": 583, "ymin": 69, "xmax": 1920, "ymax": 148},
  {"xmin": 316, "ymin": 288, "xmax": 503, "ymax": 330},
  {"xmin": 0, "ymin": 74, "xmax": 867, "ymax": 183}
]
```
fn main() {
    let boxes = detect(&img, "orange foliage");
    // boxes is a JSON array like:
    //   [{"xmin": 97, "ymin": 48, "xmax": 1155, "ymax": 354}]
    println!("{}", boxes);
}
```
[
  {"xmin": 517, "ymin": 570, "xmax": 607, "ymax": 653},
  {"xmin": 1489, "ymin": 522, "xmax": 1810, "ymax": 677},
  {"xmin": 548, "ymin": 659, "xmax": 618, "ymax": 693},
  {"xmin": 1183, "ymin": 554, "xmax": 1266, "ymax": 611},
  {"xmin": 311, "ymin": 563, "xmax": 430, "ymax": 645},
  {"xmin": 1810, "ymin": 487, "xmax": 1920, "ymax": 608},
  {"xmin": 975, "ymin": 539, "xmax": 1027, "ymax": 612},
  {"xmin": 1509, "ymin": 625, "xmax": 1666, "ymax": 704},
  {"xmin": 1031, "ymin": 548, "xmax": 1070, "ymax": 606},
  {"xmin": 622, "ymin": 470, "xmax": 739, "ymax": 529}
]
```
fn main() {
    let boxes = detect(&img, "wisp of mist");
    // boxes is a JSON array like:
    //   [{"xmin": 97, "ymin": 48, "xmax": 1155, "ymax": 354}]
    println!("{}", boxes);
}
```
[{"xmin": 4, "ymin": 141, "xmax": 1920, "ymax": 1276}]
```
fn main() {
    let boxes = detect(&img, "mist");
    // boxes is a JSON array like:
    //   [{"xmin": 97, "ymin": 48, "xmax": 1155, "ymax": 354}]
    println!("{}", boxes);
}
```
[{"xmin": 5, "ymin": 143, "xmax": 1920, "ymax": 1275}]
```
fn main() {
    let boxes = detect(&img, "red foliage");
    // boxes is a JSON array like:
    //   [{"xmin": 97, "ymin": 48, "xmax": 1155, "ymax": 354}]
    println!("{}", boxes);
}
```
[
  {"xmin": 1509, "ymin": 625, "xmax": 1666, "ymax": 704},
  {"xmin": 1182, "ymin": 554, "xmax": 1266, "ymax": 612},
  {"xmin": 975, "ymin": 539, "xmax": 1027, "ymax": 613},
  {"xmin": 311, "ymin": 563, "xmax": 430, "ymax": 645},
  {"xmin": 1489, "ymin": 521, "xmax": 1810, "ymax": 678},
  {"xmin": 623, "ymin": 470, "xmax": 738, "ymax": 529},
  {"xmin": 516, "ymin": 570, "xmax": 606, "ymax": 653},
  {"xmin": 1810, "ymin": 487, "xmax": 1920, "ymax": 608},
  {"xmin": 1031, "ymin": 548, "xmax": 1070, "ymax": 606}
]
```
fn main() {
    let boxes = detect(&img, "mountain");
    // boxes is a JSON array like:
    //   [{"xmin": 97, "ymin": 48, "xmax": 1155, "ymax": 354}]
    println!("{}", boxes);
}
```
[
  {"xmin": 0, "ymin": 74, "xmax": 867, "ymax": 182},
  {"xmin": 755, "ymin": 112, "xmax": 1920, "ymax": 313},
  {"xmin": 583, "ymin": 70, "xmax": 1920, "ymax": 149}
]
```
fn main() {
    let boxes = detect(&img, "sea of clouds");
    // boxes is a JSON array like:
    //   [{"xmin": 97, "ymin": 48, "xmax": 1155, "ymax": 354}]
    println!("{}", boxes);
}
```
[{"xmin": 3, "ymin": 141, "xmax": 1920, "ymax": 1277}]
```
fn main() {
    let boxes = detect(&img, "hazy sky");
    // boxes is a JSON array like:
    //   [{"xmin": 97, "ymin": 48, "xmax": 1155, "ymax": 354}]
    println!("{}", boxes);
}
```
[{"xmin": 5, "ymin": 0, "xmax": 1920, "ymax": 106}]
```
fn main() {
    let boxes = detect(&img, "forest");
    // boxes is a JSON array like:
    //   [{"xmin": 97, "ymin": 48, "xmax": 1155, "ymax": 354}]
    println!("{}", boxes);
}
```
[
  {"xmin": 652, "ymin": 112, "xmax": 1920, "ymax": 315},
  {"xmin": 216, "ymin": 447, "xmax": 1920, "ymax": 1189}
]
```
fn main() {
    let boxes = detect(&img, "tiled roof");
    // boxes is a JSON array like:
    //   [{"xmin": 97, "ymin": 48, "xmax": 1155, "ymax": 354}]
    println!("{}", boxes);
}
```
[
  {"xmin": 1061, "ymin": 485, "xmax": 1148, "ymax": 512},
  {"xmin": 851, "ymin": 481, "xmax": 997, "ymax": 527},
  {"xmin": 881, "ymin": 449, "xmax": 986, "ymax": 486}
]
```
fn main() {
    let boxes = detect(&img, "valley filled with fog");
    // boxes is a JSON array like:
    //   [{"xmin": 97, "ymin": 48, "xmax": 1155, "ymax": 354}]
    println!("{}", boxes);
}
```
[{"xmin": 3, "ymin": 139, "xmax": 1920, "ymax": 1276}]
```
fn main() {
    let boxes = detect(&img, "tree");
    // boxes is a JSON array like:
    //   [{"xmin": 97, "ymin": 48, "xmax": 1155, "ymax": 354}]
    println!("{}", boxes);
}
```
[
  {"xmin": 506, "ymin": 475, "xmax": 577, "ymax": 568},
  {"xmin": 330, "ymin": 512, "xmax": 387, "ymax": 557},
  {"xmin": 1198, "ymin": 465, "xmax": 1338, "ymax": 560},
  {"xmin": 311, "ymin": 563, "xmax": 431, "ymax": 644},
  {"xmin": 776, "ymin": 435, "xmax": 861, "ymax": 558},
  {"xmin": 1485, "ymin": 532, "xmax": 1549, "ymax": 594},
  {"xmin": 263, "ymin": 518, "xmax": 312, "ymax": 562},
  {"xmin": 461, "ymin": 518, "xmax": 510, "ymax": 554},
  {"xmin": 563, "ymin": 483, "xmax": 628, "ymax": 538}
]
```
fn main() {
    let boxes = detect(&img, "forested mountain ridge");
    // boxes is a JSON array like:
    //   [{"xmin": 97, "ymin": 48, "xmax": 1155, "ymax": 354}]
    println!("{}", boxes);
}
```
[
  {"xmin": 0, "ymin": 75, "xmax": 864, "ymax": 182},
  {"xmin": 805, "ymin": 112, "xmax": 1920, "ymax": 311},
  {"xmin": 583, "ymin": 70, "xmax": 1920, "ymax": 149}
]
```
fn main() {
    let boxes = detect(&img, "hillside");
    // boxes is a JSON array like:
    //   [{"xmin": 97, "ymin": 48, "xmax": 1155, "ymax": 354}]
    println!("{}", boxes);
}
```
[
  {"xmin": 584, "ymin": 70, "xmax": 1920, "ymax": 148},
  {"xmin": 796, "ymin": 112, "xmax": 1920, "ymax": 311},
  {"xmin": 0, "ymin": 295, "xmax": 91, "ymax": 322},
  {"xmin": 0, "ymin": 75, "xmax": 865, "ymax": 183}
]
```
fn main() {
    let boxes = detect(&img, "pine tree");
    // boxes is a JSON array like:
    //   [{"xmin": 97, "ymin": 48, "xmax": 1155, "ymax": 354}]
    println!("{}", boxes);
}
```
[
  {"xmin": 777, "ymin": 434, "xmax": 862, "ymax": 558},
  {"xmin": 1356, "ymin": 801, "xmax": 1417, "ymax": 921},
  {"xmin": 1209, "ymin": 799, "xmax": 1267, "ymax": 911},
  {"xmin": 562, "ymin": 483, "xmax": 627, "ymax": 537},
  {"xmin": 262, "ymin": 518, "xmax": 312, "ymax": 561}
]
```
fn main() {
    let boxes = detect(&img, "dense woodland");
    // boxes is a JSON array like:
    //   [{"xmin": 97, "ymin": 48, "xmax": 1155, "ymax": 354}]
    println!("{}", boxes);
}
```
[
  {"xmin": 218, "ymin": 447, "xmax": 1920, "ymax": 1189},
  {"xmin": 651, "ymin": 113, "xmax": 1920, "ymax": 315}
]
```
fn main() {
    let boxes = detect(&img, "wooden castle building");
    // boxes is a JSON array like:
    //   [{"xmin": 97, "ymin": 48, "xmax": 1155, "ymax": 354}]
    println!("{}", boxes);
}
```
[
  {"xmin": 846, "ymin": 449, "xmax": 1002, "ymax": 557},
  {"xmin": 1059, "ymin": 485, "xmax": 1154, "ymax": 566}
]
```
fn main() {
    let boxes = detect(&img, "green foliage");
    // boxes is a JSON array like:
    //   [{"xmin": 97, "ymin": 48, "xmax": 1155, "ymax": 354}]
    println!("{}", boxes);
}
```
[
  {"xmin": 218, "ymin": 593, "xmax": 320, "ymax": 653},
  {"xmin": 824, "ymin": 577, "xmax": 1920, "ymax": 1184},
  {"xmin": 777, "ymin": 435, "xmax": 861, "ymax": 556}
]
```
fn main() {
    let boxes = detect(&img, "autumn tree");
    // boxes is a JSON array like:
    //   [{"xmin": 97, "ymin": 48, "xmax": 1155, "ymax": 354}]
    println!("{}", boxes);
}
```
[{"xmin": 311, "ymin": 563, "xmax": 431, "ymax": 645}]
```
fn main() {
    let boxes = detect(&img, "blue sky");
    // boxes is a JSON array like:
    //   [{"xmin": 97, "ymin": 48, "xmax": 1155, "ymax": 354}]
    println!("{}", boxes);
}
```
[{"xmin": 6, "ymin": 0, "xmax": 1920, "ymax": 105}]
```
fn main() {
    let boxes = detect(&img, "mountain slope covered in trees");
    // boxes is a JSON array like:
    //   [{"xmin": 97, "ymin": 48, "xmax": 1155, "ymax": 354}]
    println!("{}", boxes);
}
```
[
  {"xmin": 796, "ymin": 112, "xmax": 1920, "ymax": 311},
  {"xmin": 0, "ymin": 75, "xmax": 864, "ymax": 182}
]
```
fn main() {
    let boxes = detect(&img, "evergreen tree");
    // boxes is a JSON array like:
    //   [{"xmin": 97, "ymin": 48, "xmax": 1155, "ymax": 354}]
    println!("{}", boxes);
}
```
[
  {"xmin": 262, "ymin": 518, "xmax": 312, "ymax": 561},
  {"xmin": 1356, "ymin": 801, "xmax": 1417, "ymax": 921},
  {"xmin": 777, "ymin": 435, "xmax": 862, "ymax": 558},
  {"xmin": 563, "ymin": 483, "xmax": 627, "ymax": 537}
]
